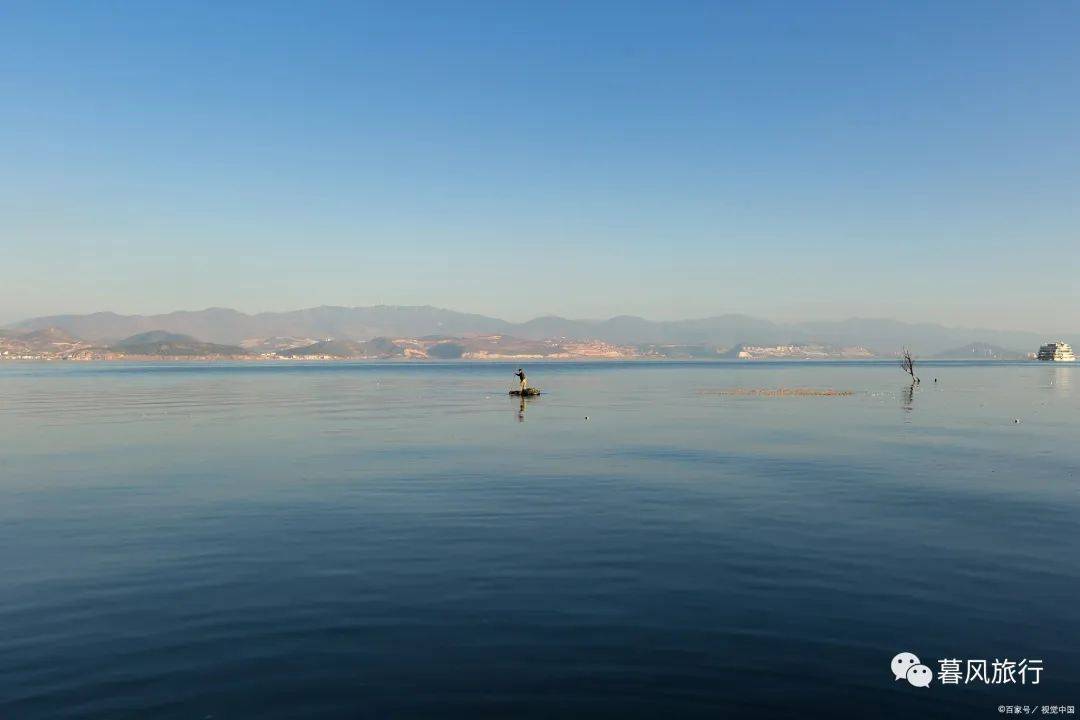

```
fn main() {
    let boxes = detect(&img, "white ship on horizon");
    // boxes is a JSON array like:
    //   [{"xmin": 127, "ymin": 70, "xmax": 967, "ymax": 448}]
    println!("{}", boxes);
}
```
[{"xmin": 1036, "ymin": 341, "xmax": 1076, "ymax": 362}]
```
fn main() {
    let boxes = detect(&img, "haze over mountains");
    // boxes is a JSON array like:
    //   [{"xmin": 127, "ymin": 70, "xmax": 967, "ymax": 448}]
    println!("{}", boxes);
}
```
[{"xmin": 8, "ymin": 305, "xmax": 1072, "ymax": 356}]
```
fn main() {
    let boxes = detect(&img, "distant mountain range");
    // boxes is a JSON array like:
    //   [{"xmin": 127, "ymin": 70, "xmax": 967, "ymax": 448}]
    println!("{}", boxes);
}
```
[
  {"xmin": 9, "ymin": 307, "xmax": 509, "ymax": 347},
  {"xmin": 0, "ymin": 327, "xmax": 252, "ymax": 359},
  {"xmin": 0, "ymin": 328, "xmax": 632, "ymax": 361},
  {"xmin": 931, "ymin": 342, "xmax": 1031, "ymax": 361},
  {"xmin": 7, "ymin": 305, "xmax": 1073, "ymax": 356}
]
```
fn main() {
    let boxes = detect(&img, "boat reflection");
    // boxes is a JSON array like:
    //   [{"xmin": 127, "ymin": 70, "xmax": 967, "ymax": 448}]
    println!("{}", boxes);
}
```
[
  {"xmin": 514, "ymin": 394, "xmax": 539, "ymax": 422},
  {"xmin": 1047, "ymin": 365, "xmax": 1073, "ymax": 392}
]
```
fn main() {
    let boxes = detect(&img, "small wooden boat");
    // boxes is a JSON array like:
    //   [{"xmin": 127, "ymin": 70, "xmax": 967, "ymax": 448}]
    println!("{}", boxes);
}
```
[{"xmin": 509, "ymin": 388, "xmax": 542, "ymax": 397}]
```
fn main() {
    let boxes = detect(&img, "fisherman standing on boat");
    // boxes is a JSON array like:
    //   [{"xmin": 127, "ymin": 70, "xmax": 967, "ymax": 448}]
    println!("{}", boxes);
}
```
[{"xmin": 514, "ymin": 368, "xmax": 527, "ymax": 392}]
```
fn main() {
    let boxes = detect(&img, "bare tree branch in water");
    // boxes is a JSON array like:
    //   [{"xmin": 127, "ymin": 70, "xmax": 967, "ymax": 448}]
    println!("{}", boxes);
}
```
[{"xmin": 901, "ymin": 348, "xmax": 920, "ymax": 384}]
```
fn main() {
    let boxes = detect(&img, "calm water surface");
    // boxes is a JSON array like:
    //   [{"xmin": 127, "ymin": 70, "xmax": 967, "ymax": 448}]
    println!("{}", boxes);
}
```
[{"xmin": 1, "ymin": 361, "xmax": 1078, "ymax": 718}]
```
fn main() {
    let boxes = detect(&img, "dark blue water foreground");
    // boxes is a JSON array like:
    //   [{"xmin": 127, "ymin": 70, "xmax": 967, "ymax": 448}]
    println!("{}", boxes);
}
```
[{"xmin": 2, "ymin": 361, "xmax": 1078, "ymax": 718}]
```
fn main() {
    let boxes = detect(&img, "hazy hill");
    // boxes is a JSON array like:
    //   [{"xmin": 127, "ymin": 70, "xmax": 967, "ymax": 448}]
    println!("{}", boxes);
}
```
[
  {"xmin": 514, "ymin": 313, "xmax": 785, "ymax": 345},
  {"xmin": 932, "ymin": 342, "xmax": 1029, "ymax": 360},
  {"xmin": 114, "ymin": 331, "xmax": 201, "ymax": 347},
  {"xmin": 240, "ymin": 336, "xmax": 319, "ymax": 353},
  {"xmin": 279, "ymin": 337, "xmax": 408, "ymax": 358},
  {"xmin": 636, "ymin": 344, "xmax": 727, "ymax": 359},
  {"xmin": 0, "ymin": 326, "xmax": 87, "ymax": 356},
  {"xmin": 278, "ymin": 339, "xmax": 369, "ymax": 358},
  {"xmin": 9, "ymin": 305, "xmax": 1076, "ymax": 356},
  {"xmin": 18, "ymin": 327, "xmax": 80, "ymax": 344},
  {"xmin": 110, "ymin": 331, "xmax": 248, "ymax": 357}
]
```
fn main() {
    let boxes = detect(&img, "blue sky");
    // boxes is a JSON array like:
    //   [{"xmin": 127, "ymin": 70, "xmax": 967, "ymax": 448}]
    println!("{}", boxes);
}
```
[{"xmin": 2, "ymin": 1, "xmax": 1078, "ymax": 330}]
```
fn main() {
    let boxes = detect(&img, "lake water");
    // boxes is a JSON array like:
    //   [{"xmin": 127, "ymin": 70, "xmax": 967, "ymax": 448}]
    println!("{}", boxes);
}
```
[{"xmin": 2, "ymin": 361, "xmax": 1078, "ymax": 718}]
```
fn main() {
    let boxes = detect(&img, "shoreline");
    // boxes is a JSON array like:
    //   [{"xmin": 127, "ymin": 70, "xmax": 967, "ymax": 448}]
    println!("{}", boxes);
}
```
[{"xmin": 0, "ymin": 356, "xmax": 1052, "ymax": 365}]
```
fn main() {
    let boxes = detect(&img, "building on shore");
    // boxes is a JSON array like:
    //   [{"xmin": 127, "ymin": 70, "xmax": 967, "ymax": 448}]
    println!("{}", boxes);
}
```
[{"xmin": 1036, "ymin": 341, "xmax": 1076, "ymax": 362}]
